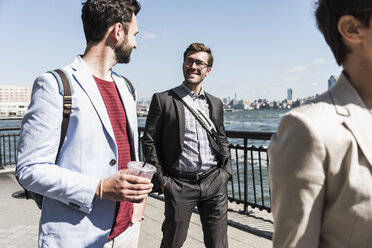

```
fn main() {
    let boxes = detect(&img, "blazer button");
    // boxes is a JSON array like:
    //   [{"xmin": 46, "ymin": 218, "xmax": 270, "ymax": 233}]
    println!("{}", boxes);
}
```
[{"xmin": 110, "ymin": 159, "xmax": 116, "ymax": 166}]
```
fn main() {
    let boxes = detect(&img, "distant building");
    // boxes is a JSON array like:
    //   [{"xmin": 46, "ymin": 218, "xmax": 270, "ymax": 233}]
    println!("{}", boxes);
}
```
[
  {"xmin": 0, "ymin": 102, "xmax": 29, "ymax": 117},
  {"xmin": 0, "ymin": 85, "xmax": 32, "ymax": 102},
  {"xmin": 230, "ymin": 98, "xmax": 251, "ymax": 110},
  {"xmin": 0, "ymin": 85, "xmax": 32, "ymax": 117},
  {"xmin": 287, "ymin": 88, "xmax": 293, "ymax": 101},
  {"xmin": 328, "ymin": 75, "xmax": 339, "ymax": 89}
]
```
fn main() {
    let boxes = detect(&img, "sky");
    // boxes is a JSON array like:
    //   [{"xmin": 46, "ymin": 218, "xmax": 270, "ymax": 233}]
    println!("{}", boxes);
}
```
[{"xmin": 0, "ymin": 0, "xmax": 341, "ymax": 102}]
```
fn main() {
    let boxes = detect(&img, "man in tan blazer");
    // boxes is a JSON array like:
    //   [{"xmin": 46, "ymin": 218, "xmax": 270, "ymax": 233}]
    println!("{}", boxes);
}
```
[{"xmin": 269, "ymin": 1, "xmax": 372, "ymax": 247}]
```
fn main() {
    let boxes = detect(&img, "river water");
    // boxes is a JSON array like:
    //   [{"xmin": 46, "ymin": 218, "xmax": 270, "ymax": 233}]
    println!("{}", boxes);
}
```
[
  {"xmin": 138, "ymin": 109, "xmax": 288, "ymax": 133},
  {"xmin": 1, "ymin": 109, "xmax": 288, "ymax": 132}
]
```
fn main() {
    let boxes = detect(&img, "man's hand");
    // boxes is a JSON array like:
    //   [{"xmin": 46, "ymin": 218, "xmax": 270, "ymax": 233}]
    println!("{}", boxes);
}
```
[
  {"xmin": 160, "ymin": 182, "xmax": 166, "ymax": 193},
  {"xmin": 97, "ymin": 169, "xmax": 153, "ymax": 203}
]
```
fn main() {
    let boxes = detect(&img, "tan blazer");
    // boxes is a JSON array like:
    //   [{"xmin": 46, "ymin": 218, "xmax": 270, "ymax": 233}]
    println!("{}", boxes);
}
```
[{"xmin": 269, "ymin": 73, "xmax": 372, "ymax": 248}]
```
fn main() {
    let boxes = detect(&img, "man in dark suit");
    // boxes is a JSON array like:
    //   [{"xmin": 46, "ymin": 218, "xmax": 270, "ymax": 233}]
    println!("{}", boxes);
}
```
[{"xmin": 142, "ymin": 43, "xmax": 232, "ymax": 248}]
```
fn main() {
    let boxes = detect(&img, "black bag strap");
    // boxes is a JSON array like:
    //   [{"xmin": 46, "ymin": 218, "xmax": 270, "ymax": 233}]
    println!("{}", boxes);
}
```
[
  {"xmin": 47, "ymin": 69, "xmax": 73, "ymax": 161},
  {"xmin": 53, "ymin": 69, "xmax": 72, "ymax": 161}
]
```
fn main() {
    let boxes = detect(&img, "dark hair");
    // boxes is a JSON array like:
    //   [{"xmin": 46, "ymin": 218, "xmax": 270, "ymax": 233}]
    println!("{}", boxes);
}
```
[
  {"xmin": 183, "ymin": 43, "xmax": 214, "ymax": 67},
  {"xmin": 81, "ymin": 0, "xmax": 141, "ymax": 43},
  {"xmin": 315, "ymin": 0, "xmax": 372, "ymax": 65}
]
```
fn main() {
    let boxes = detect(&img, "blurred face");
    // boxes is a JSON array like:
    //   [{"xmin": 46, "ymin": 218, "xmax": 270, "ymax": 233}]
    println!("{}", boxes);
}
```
[
  {"xmin": 115, "ymin": 14, "xmax": 138, "ymax": 64},
  {"xmin": 182, "ymin": 51, "xmax": 211, "ymax": 85}
]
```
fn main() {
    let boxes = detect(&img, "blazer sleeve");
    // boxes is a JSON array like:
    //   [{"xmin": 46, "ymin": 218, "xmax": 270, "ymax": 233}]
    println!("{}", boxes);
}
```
[
  {"xmin": 16, "ymin": 73, "xmax": 99, "ymax": 214},
  {"xmin": 142, "ymin": 93, "xmax": 167, "ymax": 191},
  {"xmin": 268, "ymin": 111, "xmax": 326, "ymax": 248},
  {"xmin": 217, "ymin": 100, "xmax": 232, "ymax": 175}
]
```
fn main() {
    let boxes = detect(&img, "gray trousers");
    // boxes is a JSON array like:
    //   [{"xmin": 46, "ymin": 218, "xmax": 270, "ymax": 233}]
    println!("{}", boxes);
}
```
[{"xmin": 161, "ymin": 168, "xmax": 229, "ymax": 248}]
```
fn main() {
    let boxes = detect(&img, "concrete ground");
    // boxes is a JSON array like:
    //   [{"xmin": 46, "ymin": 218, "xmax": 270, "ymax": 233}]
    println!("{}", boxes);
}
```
[{"xmin": 0, "ymin": 168, "xmax": 272, "ymax": 247}]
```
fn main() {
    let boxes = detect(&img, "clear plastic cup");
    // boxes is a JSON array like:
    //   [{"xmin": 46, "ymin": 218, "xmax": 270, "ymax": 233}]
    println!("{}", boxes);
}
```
[{"xmin": 127, "ymin": 161, "xmax": 156, "ymax": 180}]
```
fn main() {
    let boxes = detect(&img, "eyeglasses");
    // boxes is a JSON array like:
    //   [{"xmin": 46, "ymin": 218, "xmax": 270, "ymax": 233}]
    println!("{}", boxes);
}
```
[{"xmin": 184, "ymin": 58, "xmax": 209, "ymax": 69}]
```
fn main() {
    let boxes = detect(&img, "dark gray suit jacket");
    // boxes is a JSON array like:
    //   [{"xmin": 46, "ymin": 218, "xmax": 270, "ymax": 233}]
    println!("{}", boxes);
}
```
[{"xmin": 142, "ymin": 86, "xmax": 232, "ymax": 192}]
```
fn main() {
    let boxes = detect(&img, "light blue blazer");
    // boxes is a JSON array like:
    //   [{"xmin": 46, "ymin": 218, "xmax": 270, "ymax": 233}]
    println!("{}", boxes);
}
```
[{"xmin": 16, "ymin": 56, "xmax": 139, "ymax": 247}]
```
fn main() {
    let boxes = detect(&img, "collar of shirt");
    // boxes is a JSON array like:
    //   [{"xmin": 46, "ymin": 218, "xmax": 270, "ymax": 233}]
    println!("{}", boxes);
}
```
[{"xmin": 181, "ymin": 83, "xmax": 206, "ymax": 100}]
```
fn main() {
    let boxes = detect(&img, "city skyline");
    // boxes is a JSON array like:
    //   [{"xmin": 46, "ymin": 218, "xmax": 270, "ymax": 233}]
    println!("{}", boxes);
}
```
[
  {"xmin": 0, "ymin": 0, "xmax": 342, "ymax": 101},
  {"xmin": 0, "ymin": 81, "xmax": 326, "ymax": 117},
  {"xmin": 0, "ymin": 76, "xmax": 332, "ymax": 107}
]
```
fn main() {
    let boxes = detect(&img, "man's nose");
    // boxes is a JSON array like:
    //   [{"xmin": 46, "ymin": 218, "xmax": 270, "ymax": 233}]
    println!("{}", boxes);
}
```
[{"xmin": 190, "ymin": 61, "xmax": 198, "ymax": 69}]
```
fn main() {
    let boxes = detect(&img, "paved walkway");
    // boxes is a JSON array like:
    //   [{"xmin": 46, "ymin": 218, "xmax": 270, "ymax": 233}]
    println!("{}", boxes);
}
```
[{"xmin": 0, "ymin": 168, "xmax": 272, "ymax": 247}]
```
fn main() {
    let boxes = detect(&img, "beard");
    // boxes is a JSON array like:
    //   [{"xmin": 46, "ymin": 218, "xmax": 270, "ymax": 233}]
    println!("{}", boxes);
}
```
[{"xmin": 114, "ymin": 38, "xmax": 132, "ymax": 64}]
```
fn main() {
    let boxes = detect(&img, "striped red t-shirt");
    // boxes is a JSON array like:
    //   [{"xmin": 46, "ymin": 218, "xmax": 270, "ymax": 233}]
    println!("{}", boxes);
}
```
[{"xmin": 94, "ymin": 76, "xmax": 133, "ymax": 239}]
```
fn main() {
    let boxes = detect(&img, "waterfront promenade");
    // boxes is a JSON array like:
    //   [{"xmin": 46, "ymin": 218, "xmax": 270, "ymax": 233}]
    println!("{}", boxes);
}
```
[{"xmin": 0, "ymin": 167, "xmax": 272, "ymax": 247}]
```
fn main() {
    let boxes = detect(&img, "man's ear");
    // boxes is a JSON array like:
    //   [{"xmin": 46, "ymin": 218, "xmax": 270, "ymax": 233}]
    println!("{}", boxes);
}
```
[
  {"xmin": 338, "ymin": 15, "xmax": 364, "ymax": 45},
  {"xmin": 205, "ymin": 67, "xmax": 212, "ymax": 76},
  {"xmin": 112, "ymin": 23, "xmax": 124, "ymax": 42}
]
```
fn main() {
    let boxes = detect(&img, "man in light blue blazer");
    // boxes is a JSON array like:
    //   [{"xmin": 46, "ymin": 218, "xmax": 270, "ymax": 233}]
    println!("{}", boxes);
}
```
[{"xmin": 16, "ymin": 0, "xmax": 153, "ymax": 247}]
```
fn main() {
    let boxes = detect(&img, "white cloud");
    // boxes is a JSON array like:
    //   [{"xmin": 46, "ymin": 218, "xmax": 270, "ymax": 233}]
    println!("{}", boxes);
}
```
[
  {"xmin": 284, "ymin": 78, "xmax": 301, "ymax": 82},
  {"xmin": 286, "ymin": 66, "xmax": 308, "ymax": 73},
  {"xmin": 314, "ymin": 59, "xmax": 326, "ymax": 64},
  {"xmin": 142, "ymin": 32, "xmax": 157, "ymax": 40}
]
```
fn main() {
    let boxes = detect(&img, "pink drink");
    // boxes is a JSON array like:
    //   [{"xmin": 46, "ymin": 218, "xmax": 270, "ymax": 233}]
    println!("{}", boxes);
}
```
[{"xmin": 127, "ymin": 161, "xmax": 156, "ymax": 180}]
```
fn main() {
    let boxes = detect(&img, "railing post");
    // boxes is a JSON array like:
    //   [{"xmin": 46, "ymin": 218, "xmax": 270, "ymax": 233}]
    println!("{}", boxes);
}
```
[
  {"xmin": 258, "ymin": 148, "xmax": 265, "ymax": 209},
  {"xmin": 250, "ymin": 147, "xmax": 257, "ymax": 207},
  {"xmin": 235, "ymin": 146, "xmax": 242, "ymax": 201},
  {"xmin": 243, "ymin": 138, "xmax": 248, "ymax": 213},
  {"xmin": 0, "ymin": 136, "xmax": 3, "ymax": 169},
  {"xmin": 267, "ymin": 154, "xmax": 271, "ymax": 212},
  {"xmin": 138, "ymin": 128, "xmax": 144, "ymax": 161},
  {"xmin": 13, "ymin": 134, "xmax": 17, "ymax": 166}
]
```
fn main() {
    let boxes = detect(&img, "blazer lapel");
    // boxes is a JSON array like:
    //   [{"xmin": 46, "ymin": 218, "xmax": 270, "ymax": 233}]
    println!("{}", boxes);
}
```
[
  {"xmin": 172, "ymin": 89, "xmax": 185, "ymax": 149},
  {"xmin": 331, "ymin": 73, "xmax": 372, "ymax": 167},
  {"xmin": 69, "ymin": 57, "xmax": 115, "ymax": 144},
  {"xmin": 205, "ymin": 92, "xmax": 219, "ymax": 125},
  {"xmin": 204, "ymin": 92, "xmax": 224, "ymax": 156}
]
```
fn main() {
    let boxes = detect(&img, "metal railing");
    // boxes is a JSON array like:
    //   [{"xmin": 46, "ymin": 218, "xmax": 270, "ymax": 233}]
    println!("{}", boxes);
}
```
[
  {"xmin": 0, "ymin": 127, "xmax": 20, "ymax": 168},
  {"xmin": 0, "ymin": 126, "xmax": 273, "ymax": 213},
  {"xmin": 226, "ymin": 131, "xmax": 272, "ymax": 213}
]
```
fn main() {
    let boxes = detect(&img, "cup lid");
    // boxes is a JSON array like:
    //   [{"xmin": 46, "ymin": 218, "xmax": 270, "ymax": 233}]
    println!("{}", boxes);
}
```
[{"xmin": 128, "ymin": 161, "xmax": 156, "ymax": 173}]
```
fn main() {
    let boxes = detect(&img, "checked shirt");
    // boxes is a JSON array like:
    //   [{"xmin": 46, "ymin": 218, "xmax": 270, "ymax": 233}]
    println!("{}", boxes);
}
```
[{"xmin": 176, "ymin": 83, "xmax": 218, "ymax": 173}]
